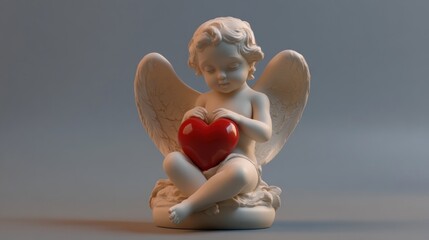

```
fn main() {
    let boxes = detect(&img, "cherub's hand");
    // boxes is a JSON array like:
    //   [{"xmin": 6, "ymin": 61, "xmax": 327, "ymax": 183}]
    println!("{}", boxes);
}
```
[
  {"xmin": 212, "ymin": 108, "xmax": 242, "ymax": 123},
  {"xmin": 182, "ymin": 106, "xmax": 208, "ymax": 123}
]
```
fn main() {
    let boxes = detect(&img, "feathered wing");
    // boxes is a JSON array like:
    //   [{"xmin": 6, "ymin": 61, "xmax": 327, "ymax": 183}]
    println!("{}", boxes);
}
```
[
  {"xmin": 253, "ymin": 50, "xmax": 310, "ymax": 165},
  {"xmin": 134, "ymin": 53, "xmax": 200, "ymax": 156}
]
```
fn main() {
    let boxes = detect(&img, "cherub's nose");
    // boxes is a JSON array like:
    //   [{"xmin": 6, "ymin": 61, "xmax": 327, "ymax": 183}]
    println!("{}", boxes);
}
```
[{"xmin": 217, "ymin": 71, "xmax": 226, "ymax": 80}]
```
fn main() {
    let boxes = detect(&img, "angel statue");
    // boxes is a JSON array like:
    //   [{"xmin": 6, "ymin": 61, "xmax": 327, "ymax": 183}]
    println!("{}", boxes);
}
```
[{"xmin": 134, "ymin": 17, "xmax": 310, "ymax": 229}]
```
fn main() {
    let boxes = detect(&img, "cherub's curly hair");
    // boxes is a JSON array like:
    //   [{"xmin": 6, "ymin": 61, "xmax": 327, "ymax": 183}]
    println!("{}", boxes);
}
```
[{"xmin": 188, "ymin": 17, "xmax": 264, "ymax": 80}]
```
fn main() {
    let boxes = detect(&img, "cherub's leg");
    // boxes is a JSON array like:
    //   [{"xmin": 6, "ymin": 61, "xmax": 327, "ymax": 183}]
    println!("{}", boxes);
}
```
[
  {"xmin": 163, "ymin": 151, "xmax": 206, "ymax": 196},
  {"xmin": 164, "ymin": 152, "xmax": 220, "ymax": 218},
  {"xmin": 169, "ymin": 157, "xmax": 258, "ymax": 224}
]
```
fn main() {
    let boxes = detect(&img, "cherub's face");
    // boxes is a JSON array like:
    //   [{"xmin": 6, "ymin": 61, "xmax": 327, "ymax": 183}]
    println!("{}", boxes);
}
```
[{"xmin": 197, "ymin": 41, "xmax": 250, "ymax": 94}]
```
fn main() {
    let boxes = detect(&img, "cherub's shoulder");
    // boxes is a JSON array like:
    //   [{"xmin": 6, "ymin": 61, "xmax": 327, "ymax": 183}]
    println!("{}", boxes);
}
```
[{"xmin": 249, "ymin": 88, "xmax": 269, "ymax": 104}]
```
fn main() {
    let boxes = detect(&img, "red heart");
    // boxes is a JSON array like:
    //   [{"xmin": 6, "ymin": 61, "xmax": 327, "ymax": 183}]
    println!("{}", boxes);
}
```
[{"xmin": 178, "ymin": 117, "xmax": 239, "ymax": 171}]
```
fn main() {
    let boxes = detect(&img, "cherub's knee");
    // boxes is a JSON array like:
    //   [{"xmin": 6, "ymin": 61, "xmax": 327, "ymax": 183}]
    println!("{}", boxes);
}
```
[
  {"xmin": 163, "ymin": 151, "xmax": 186, "ymax": 174},
  {"xmin": 226, "ymin": 165, "xmax": 253, "ymax": 186},
  {"xmin": 220, "ymin": 159, "xmax": 259, "ymax": 192}
]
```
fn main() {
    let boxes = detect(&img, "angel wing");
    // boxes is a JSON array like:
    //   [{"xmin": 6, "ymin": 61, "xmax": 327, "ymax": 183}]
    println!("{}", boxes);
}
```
[
  {"xmin": 134, "ymin": 53, "xmax": 200, "ymax": 156},
  {"xmin": 253, "ymin": 50, "xmax": 310, "ymax": 165}
]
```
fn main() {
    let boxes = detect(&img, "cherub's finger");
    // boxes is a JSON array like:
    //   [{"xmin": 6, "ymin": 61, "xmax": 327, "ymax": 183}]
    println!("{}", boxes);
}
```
[
  {"xmin": 198, "ymin": 114, "xmax": 206, "ymax": 120},
  {"xmin": 212, "ymin": 108, "xmax": 226, "ymax": 114},
  {"xmin": 196, "ymin": 109, "xmax": 209, "ymax": 121},
  {"xmin": 197, "ymin": 109, "xmax": 205, "ymax": 115},
  {"xmin": 195, "ymin": 107, "xmax": 208, "ymax": 116},
  {"xmin": 195, "ymin": 106, "xmax": 208, "ymax": 114},
  {"xmin": 213, "ymin": 112, "xmax": 226, "ymax": 121},
  {"xmin": 196, "ymin": 109, "xmax": 206, "ymax": 116},
  {"xmin": 212, "ymin": 110, "xmax": 220, "ymax": 117},
  {"xmin": 212, "ymin": 111, "xmax": 225, "ymax": 120},
  {"xmin": 193, "ymin": 113, "xmax": 204, "ymax": 120},
  {"xmin": 194, "ymin": 112, "xmax": 208, "ymax": 122}
]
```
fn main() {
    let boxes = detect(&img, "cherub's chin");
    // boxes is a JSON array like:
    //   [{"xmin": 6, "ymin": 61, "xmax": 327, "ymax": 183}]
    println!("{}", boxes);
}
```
[{"xmin": 216, "ymin": 84, "xmax": 233, "ymax": 93}]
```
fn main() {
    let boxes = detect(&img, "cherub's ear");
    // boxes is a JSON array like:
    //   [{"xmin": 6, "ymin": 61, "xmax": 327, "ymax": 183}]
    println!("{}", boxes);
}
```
[{"xmin": 247, "ymin": 63, "xmax": 256, "ymax": 80}]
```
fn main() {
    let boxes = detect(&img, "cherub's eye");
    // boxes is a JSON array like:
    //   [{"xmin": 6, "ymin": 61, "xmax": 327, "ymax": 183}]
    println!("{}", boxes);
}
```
[
  {"xmin": 227, "ymin": 62, "xmax": 240, "ymax": 70},
  {"xmin": 203, "ymin": 66, "xmax": 215, "ymax": 73}
]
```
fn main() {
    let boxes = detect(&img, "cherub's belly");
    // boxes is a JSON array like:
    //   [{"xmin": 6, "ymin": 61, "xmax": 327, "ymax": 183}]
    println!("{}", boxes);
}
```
[{"xmin": 232, "ymin": 139, "xmax": 257, "ymax": 161}]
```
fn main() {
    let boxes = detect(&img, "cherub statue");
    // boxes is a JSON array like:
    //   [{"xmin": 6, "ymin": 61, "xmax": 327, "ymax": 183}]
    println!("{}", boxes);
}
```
[{"xmin": 134, "ymin": 17, "xmax": 310, "ymax": 229}]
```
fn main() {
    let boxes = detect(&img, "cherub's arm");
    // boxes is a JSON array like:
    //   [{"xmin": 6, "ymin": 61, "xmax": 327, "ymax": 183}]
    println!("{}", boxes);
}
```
[{"xmin": 213, "ymin": 93, "xmax": 272, "ymax": 142}]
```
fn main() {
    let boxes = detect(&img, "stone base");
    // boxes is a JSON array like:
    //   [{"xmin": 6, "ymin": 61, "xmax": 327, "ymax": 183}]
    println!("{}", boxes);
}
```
[{"xmin": 152, "ymin": 205, "xmax": 276, "ymax": 230}]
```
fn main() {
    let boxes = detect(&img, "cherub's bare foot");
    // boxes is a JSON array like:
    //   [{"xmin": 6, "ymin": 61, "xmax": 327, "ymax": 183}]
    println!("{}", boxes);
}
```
[
  {"xmin": 168, "ymin": 200, "xmax": 193, "ymax": 224},
  {"xmin": 203, "ymin": 204, "xmax": 220, "ymax": 216}
]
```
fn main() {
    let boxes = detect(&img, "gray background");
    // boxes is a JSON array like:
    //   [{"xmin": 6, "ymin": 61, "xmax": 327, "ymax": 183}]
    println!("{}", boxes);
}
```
[{"xmin": 1, "ymin": 0, "xmax": 428, "ymax": 239}]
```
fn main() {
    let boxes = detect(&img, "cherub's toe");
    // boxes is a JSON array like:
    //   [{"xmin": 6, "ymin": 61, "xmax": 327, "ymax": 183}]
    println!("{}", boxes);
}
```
[
  {"xmin": 169, "ymin": 207, "xmax": 181, "ymax": 224},
  {"xmin": 169, "ymin": 211, "xmax": 175, "ymax": 220},
  {"xmin": 170, "ymin": 213, "xmax": 180, "ymax": 224}
]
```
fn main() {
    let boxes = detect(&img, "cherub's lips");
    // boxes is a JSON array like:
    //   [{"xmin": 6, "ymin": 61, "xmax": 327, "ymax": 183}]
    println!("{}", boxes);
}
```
[{"xmin": 218, "ymin": 82, "xmax": 230, "ymax": 88}]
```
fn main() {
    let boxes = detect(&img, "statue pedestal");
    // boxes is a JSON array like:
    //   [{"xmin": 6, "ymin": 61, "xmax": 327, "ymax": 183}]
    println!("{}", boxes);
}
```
[
  {"xmin": 152, "ymin": 205, "xmax": 276, "ymax": 230},
  {"xmin": 149, "ymin": 178, "xmax": 281, "ymax": 229}
]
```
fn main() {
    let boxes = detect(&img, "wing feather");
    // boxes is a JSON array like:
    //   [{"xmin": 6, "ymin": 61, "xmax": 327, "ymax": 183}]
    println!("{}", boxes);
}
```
[
  {"xmin": 134, "ymin": 53, "xmax": 200, "ymax": 156},
  {"xmin": 253, "ymin": 50, "xmax": 310, "ymax": 165}
]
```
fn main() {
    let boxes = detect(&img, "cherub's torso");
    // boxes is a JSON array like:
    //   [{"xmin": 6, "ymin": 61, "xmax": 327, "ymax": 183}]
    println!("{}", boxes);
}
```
[{"xmin": 196, "ymin": 84, "xmax": 261, "ymax": 159}]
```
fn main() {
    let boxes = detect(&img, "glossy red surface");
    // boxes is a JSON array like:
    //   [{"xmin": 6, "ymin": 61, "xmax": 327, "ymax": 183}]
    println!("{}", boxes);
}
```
[{"xmin": 178, "ymin": 117, "xmax": 239, "ymax": 171}]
